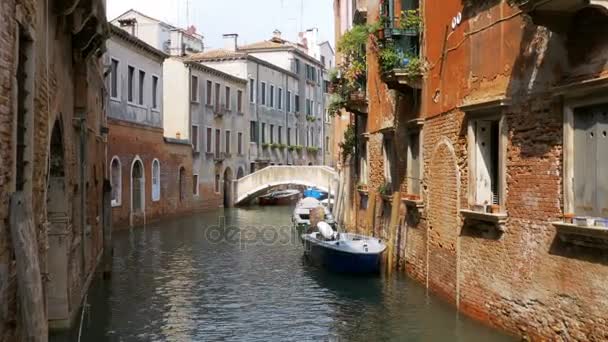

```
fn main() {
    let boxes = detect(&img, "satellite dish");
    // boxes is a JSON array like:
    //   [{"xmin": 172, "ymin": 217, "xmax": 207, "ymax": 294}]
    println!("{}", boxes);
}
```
[{"xmin": 456, "ymin": 12, "xmax": 462, "ymax": 25}]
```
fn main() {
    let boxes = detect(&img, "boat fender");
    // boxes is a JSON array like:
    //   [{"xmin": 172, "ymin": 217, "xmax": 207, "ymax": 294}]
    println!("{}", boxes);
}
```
[
  {"xmin": 364, "ymin": 243, "xmax": 368, "ymax": 252},
  {"xmin": 317, "ymin": 221, "xmax": 336, "ymax": 240}
]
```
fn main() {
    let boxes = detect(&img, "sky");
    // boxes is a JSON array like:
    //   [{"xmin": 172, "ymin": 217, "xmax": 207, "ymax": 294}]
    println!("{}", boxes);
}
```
[{"xmin": 107, "ymin": 0, "xmax": 335, "ymax": 51}]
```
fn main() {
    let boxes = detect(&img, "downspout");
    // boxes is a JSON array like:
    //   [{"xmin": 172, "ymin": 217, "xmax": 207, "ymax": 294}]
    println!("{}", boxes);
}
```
[
  {"xmin": 284, "ymin": 74, "xmax": 289, "ymax": 164},
  {"xmin": 321, "ymin": 68, "xmax": 326, "ymax": 166},
  {"xmin": 256, "ymin": 62, "xmax": 260, "ymax": 167}
]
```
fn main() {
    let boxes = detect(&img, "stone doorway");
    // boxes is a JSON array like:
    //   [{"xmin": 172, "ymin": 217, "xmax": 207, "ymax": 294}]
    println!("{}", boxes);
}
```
[{"xmin": 131, "ymin": 158, "xmax": 144, "ymax": 222}]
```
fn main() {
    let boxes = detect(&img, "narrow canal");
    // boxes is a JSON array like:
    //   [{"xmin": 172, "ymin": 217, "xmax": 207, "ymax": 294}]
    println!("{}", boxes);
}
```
[{"xmin": 53, "ymin": 206, "xmax": 514, "ymax": 341}]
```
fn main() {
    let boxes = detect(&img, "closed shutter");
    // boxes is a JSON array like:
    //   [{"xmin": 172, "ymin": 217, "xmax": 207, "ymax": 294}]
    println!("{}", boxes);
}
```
[
  {"xmin": 574, "ymin": 107, "xmax": 597, "ymax": 216},
  {"xmin": 475, "ymin": 120, "xmax": 494, "ymax": 205},
  {"xmin": 596, "ymin": 108, "xmax": 608, "ymax": 217}
]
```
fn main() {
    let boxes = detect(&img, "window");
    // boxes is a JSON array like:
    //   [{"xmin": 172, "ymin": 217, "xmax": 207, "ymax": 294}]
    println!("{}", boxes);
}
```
[
  {"xmin": 128, "ymin": 66, "xmax": 135, "ymax": 102},
  {"xmin": 238, "ymin": 132, "xmax": 243, "ymax": 155},
  {"xmin": 206, "ymin": 127, "xmax": 213, "ymax": 153},
  {"xmin": 270, "ymin": 125, "xmax": 274, "ymax": 144},
  {"xmin": 191, "ymin": 75, "xmax": 199, "ymax": 102},
  {"xmin": 111, "ymin": 59, "xmax": 119, "ymax": 99},
  {"xmin": 215, "ymin": 129, "xmax": 221, "ymax": 156},
  {"xmin": 471, "ymin": 119, "xmax": 501, "ymax": 206},
  {"xmin": 191, "ymin": 125, "xmax": 199, "ymax": 151},
  {"xmin": 287, "ymin": 128, "xmax": 292, "ymax": 145},
  {"xmin": 111, "ymin": 157, "xmax": 122, "ymax": 206},
  {"xmin": 306, "ymin": 99, "xmax": 311, "ymax": 115},
  {"xmin": 225, "ymin": 130, "xmax": 231, "ymax": 154},
  {"xmin": 287, "ymin": 91, "xmax": 292, "ymax": 112},
  {"xmin": 237, "ymin": 90, "xmax": 243, "ymax": 113},
  {"xmin": 270, "ymin": 84, "xmax": 275, "ymax": 108},
  {"xmin": 278, "ymin": 126, "xmax": 283, "ymax": 144},
  {"xmin": 215, "ymin": 83, "xmax": 221, "ymax": 108},
  {"xmin": 16, "ymin": 28, "xmax": 33, "ymax": 192},
  {"xmin": 152, "ymin": 76, "xmax": 159, "ymax": 109},
  {"xmin": 295, "ymin": 128, "xmax": 299, "ymax": 145},
  {"xmin": 138, "ymin": 70, "xmax": 145, "ymax": 105},
  {"xmin": 360, "ymin": 141, "xmax": 369, "ymax": 185},
  {"xmin": 206, "ymin": 80, "xmax": 213, "ymax": 105},
  {"xmin": 225, "ymin": 86, "xmax": 231, "ymax": 110},
  {"xmin": 249, "ymin": 78, "xmax": 255, "ymax": 103},
  {"xmin": 407, "ymin": 130, "xmax": 421, "ymax": 195},
  {"xmin": 295, "ymin": 59, "xmax": 301, "ymax": 74},
  {"xmin": 324, "ymin": 80, "xmax": 330, "ymax": 94},
  {"xmin": 152, "ymin": 159, "xmax": 160, "ymax": 202},
  {"xmin": 325, "ymin": 136, "xmax": 329, "ymax": 152},
  {"xmin": 261, "ymin": 123, "xmax": 266, "ymax": 143},
  {"xmin": 250, "ymin": 121, "xmax": 257, "ymax": 142},
  {"xmin": 261, "ymin": 82, "xmax": 267, "ymax": 105},
  {"xmin": 215, "ymin": 174, "xmax": 221, "ymax": 193},
  {"xmin": 321, "ymin": 56, "xmax": 326, "ymax": 67},
  {"xmin": 278, "ymin": 88, "xmax": 283, "ymax": 110},
  {"xmin": 572, "ymin": 104, "xmax": 608, "ymax": 217},
  {"xmin": 295, "ymin": 95, "xmax": 300, "ymax": 112},
  {"xmin": 193, "ymin": 174, "xmax": 199, "ymax": 196}
]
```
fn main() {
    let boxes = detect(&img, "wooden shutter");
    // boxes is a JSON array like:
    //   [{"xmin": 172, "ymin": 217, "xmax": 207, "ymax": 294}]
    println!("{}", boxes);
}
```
[
  {"xmin": 573, "ymin": 107, "xmax": 596, "ymax": 216},
  {"xmin": 475, "ymin": 120, "xmax": 494, "ymax": 205}
]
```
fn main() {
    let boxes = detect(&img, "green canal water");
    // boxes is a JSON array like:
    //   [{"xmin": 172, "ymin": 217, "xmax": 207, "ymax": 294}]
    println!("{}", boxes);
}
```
[{"xmin": 51, "ymin": 206, "xmax": 515, "ymax": 341}]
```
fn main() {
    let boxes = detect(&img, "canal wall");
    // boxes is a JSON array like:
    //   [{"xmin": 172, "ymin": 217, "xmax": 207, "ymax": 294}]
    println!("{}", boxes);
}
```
[{"xmin": 336, "ymin": 0, "xmax": 608, "ymax": 340}]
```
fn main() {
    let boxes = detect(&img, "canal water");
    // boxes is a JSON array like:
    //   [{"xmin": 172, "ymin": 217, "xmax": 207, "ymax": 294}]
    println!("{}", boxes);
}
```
[{"xmin": 52, "ymin": 206, "xmax": 514, "ymax": 342}]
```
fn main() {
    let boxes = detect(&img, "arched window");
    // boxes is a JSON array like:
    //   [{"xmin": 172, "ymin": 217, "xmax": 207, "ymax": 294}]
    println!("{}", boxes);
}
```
[
  {"xmin": 110, "ymin": 157, "xmax": 122, "ymax": 207},
  {"xmin": 151, "ymin": 159, "xmax": 160, "ymax": 202},
  {"xmin": 131, "ymin": 158, "xmax": 144, "ymax": 213}
]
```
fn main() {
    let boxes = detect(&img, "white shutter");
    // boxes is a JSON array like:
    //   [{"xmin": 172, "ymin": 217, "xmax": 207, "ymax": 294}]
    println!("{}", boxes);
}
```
[{"xmin": 475, "ymin": 120, "xmax": 493, "ymax": 205}]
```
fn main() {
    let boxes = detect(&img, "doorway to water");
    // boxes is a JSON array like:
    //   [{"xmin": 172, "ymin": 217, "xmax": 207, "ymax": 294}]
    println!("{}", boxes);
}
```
[{"xmin": 223, "ymin": 167, "xmax": 233, "ymax": 207}]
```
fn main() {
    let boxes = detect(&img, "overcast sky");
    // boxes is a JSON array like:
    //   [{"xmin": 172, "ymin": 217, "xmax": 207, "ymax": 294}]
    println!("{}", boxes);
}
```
[{"xmin": 107, "ymin": 0, "xmax": 335, "ymax": 50}]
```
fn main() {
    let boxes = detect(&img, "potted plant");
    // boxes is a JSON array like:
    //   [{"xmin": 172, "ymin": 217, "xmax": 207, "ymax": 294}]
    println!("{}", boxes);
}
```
[
  {"xmin": 563, "ymin": 213, "xmax": 575, "ymax": 224},
  {"xmin": 489, "ymin": 204, "xmax": 501, "ymax": 214},
  {"xmin": 400, "ymin": 9, "xmax": 422, "ymax": 36}
]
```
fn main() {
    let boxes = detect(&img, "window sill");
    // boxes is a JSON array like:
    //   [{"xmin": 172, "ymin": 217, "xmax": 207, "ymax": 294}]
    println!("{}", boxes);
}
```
[
  {"xmin": 151, "ymin": 108, "xmax": 160, "ymax": 113},
  {"xmin": 110, "ymin": 97, "xmax": 121, "ymax": 103},
  {"xmin": 205, "ymin": 104, "xmax": 214, "ymax": 109},
  {"xmin": 402, "ymin": 198, "xmax": 424, "ymax": 210},
  {"xmin": 191, "ymin": 100, "xmax": 200, "ymax": 104},
  {"xmin": 460, "ymin": 209, "xmax": 508, "ymax": 232},
  {"xmin": 111, "ymin": 202, "xmax": 121, "ymax": 208},
  {"xmin": 553, "ymin": 222, "xmax": 608, "ymax": 249}
]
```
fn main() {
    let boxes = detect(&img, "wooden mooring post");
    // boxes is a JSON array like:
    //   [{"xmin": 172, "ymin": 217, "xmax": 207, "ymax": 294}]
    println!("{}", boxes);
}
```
[{"xmin": 9, "ymin": 193, "xmax": 48, "ymax": 342}]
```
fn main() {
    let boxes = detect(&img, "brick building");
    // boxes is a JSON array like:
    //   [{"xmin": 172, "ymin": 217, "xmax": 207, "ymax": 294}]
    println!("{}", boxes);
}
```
[
  {"xmin": 0, "ymin": 0, "xmax": 109, "ymax": 339},
  {"xmin": 106, "ymin": 25, "xmax": 217, "ymax": 228},
  {"xmin": 335, "ymin": 0, "xmax": 608, "ymax": 340}
]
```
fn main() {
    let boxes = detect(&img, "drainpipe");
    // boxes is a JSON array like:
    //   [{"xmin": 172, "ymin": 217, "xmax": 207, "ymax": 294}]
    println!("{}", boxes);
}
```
[
  {"xmin": 255, "ymin": 62, "xmax": 260, "ymax": 168},
  {"xmin": 284, "ymin": 74, "xmax": 289, "ymax": 165}
]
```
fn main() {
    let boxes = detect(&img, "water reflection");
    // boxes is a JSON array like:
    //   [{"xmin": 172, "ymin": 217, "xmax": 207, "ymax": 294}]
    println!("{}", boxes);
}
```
[{"xmin": 51, "ymin": 206, "xmax": 514, "ymax": 342}]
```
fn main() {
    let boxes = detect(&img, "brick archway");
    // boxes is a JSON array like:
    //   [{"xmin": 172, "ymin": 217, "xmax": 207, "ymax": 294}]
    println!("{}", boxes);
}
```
[{"xmin": 427, "ymin": 138, "xmax": 460, "ymax": 304}]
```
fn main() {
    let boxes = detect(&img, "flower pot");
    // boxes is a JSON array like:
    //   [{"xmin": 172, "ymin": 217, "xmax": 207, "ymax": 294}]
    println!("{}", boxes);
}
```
[
  {"xmin": 563, "ymin": 213, "xmax": 575, "ymax": 224},
  {"xmin": 489, "ymin": 205, "xmax": 501, "ymax": 214},
  {"xmin": 574, "ymin": 216, "xmax": 594, "ymax": 227},
  {"xmin": 594, "ymin": 218, "xmax": 608, "ymax": 228}
]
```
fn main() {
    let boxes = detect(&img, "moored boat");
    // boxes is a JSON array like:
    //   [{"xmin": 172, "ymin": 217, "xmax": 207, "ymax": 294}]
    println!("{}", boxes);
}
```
[
  {"xmin": 292, "ymin": 197, "xmax": 335, "ymax": 236},
  {"xmin": 303, "ymin": 187, "xmax": 328, "ymax": 201},
  {"xmin": 302, "ymin": 223, "xmax": 386, "ymax": 274}
]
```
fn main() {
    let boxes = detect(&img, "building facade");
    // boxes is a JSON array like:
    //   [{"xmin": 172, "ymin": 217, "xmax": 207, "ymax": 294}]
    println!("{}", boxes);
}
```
[
  {"xmin": 189, "ymin": 36, "xmax": 323, "ymax": 170},
  {"xmin": 163, "ymin": 57, "xmax": 250, "ymax": 207},
  {"xmin": 111, "ymin": 9, "xmax": 204, "ymax": 57},
  {"xmin": 335, "ymin": 0, "xmax": 608, "ymax": 340},
  {"xmin": 0, "ymin": 0, "xmax": 109, "ymax": 339}
]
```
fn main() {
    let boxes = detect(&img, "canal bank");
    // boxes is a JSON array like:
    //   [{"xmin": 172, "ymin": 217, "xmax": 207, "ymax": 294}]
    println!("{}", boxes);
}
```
[{"xmin": 51, "ymin": 207, "xmax": 513, "ymax": 341}]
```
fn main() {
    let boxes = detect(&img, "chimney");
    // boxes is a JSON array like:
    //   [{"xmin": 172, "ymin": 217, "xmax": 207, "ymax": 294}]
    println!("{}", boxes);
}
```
[
  {"xmin": 223, "ymin": 33, "xmax": 238, "ymax": 51},
  {"xmin": 273, "ymin": 29, "xmax": 282, "ymax": 40}
]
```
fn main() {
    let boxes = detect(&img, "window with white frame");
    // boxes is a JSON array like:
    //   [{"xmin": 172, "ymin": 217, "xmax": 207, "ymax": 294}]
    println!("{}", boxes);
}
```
[
  {"xmin": 151, "ymin": 159, "xmax": 160, "ymax": 201},
  {"xmin": 261, "ymin": 82, "xmax": 267, "ymax": 105},
  {"xmin": 468, "ymin": 113, "xmax": 505, "ymax": 209},
  {"xmin": 215, "ymin": 83, "xmax": 221, "ymax": 108},
  {"xmin": 206, "ymin": 80, "xmax": 213, "ymax": 105},
  {"xmin": 249, "ymin": 78, "xmax": 255, "ymax": 103},
  {"xmin": 238, "ymin": 132, "xmax": 243, "ymax": 155},
  {"xmin": 225, "ymin": 86, "xmax": 231, "ymax": 110},
  {"xmin": 215, "ymin": 128, "xmax": 221, "ymax": 156},
  {"xmin": 152, "ymin": 75, "xmax": 159, "ymax": 109},
  {"xmin": 295, "ymin": 94, "xmax": 300, "ymax": 112},
  {"xmin": 191, "ymin": 75, "xmax": 199, "ymax": 102},
  {"xmin": 287, "ymin": 91, "xmax": 292, "ymax": 112},
  {"xmin": 193, "ymin": 174, "xmax": 199, "ymax": 196},
  {"xmin": 111, "ymin": 157, "xmax": 122, "ymax": 206},
  {"xmin": 111, "ymin": 58, "xmax": 119, "ymax": 99},
  {"xmin": 138, "ymin": 70, "xmax": 145, "ymax": 105},
  {"xmin": 225, "ymin": 130, "xmax": 231, "ymax": 154},
  {"xmin": 206, "ymin": 127, "xmax": 213, "ymax": 153},
  {"xmin": 278, "ymin": 88, "xmax": 283, "ymax": 110},
  {"xmin": 270, "ymin": 124, "xmax": 275, "ymax": 144},
  {"xmin": 407, "ymin": 129, "xmax": 422, "ymax": 195},
  {"xmin": 128, "ymin": 65, "xmax": 135, "ymax": 102},
  {"xmin": 237, "ymin": 90, "xmax": 243, "ymax": 113},
  {"xmin": 278, "ymin": 126, "xmax": 283, "ymax": 144},
  {"xmin": 270, "ymin": 84, "xmax": 275, "ymax": 108},
  {"xmin": 191, "ymin": 125, "xmax": 199, "ymax": 151}
]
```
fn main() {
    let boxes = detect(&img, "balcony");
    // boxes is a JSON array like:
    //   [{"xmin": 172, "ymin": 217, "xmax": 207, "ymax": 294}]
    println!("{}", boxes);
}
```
[
  {"xmin": 70, "ymin": 0, "xmax": 109, "ymax": 58},
  {"xmin": 379, "ymin": 26, "xmax": 423, "ymax": 92},
  {"xmin": 214, "ymin": 105, "xmax": 228, "ymax": 117},
  {"xmin": 516, "ymin": 0, "xmax": 608, "ymax": 32},
  {"xmin": 344, "ymin": 89, "xmax": 368, "ymax": 116}
]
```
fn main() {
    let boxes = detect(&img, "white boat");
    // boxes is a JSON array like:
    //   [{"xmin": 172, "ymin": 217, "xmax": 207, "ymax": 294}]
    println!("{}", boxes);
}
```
[{"xmin": 292, "ymin": 197, "xmax": 335, "ymax": 235}]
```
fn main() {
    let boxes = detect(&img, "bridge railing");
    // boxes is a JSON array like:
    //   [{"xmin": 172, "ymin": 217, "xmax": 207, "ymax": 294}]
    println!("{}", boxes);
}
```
[{"xmin": 235, "ymin": 166, "xmax": 338, "ymax": 204}]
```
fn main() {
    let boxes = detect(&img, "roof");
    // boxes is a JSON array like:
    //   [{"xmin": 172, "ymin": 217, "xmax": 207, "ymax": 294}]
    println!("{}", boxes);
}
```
[
  {"xmin": 112, "ymin": 9, "xmax": 204, "ymax": 40},
  {"xmin": 109, "ymin": 24, "xmax": 168, "ymax": 61},
  {"xmin": 239, "ymin": 40, "xmax": 325, "ymax": 67},
  {"xmin": 187, "ymin": 50, "xmax": 299, "ymax": 78},
  {"xmin": 183, "ymin": 60, "xmax": 247, "ymax": 84},
  {"xmin": 318, "ymin": 41, "xmax": 335, "ymax": 55}
]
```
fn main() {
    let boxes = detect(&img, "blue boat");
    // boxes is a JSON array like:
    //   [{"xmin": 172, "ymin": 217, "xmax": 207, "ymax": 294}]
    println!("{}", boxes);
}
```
[
  {"xmin": 303, "ymin": 187, "xmax": 328, "ymax": 201},
  {"xmin": 302, "ymin": 226, "xmax": 386, "ymax": 274}
]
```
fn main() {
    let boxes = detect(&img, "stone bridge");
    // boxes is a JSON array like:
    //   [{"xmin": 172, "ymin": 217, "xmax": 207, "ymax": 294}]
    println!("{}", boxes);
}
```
[{"xmin": 234, "ymin": 166, "xmax": 339, "ymax": 205}]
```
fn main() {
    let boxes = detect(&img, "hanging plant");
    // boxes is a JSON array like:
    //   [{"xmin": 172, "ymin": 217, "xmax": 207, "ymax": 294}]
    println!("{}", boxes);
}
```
[{"xmin": 400, "ymin": 9, "xmax": 422, "ymax": 32}]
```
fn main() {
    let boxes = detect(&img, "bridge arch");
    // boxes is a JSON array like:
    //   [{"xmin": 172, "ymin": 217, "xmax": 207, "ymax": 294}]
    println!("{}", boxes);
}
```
[{"xmin": 234, "ymin": 166, "xmax": 338, "ymax": 205}]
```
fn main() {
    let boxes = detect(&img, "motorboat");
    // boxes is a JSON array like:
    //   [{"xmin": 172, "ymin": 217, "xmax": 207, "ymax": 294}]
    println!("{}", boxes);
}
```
[
  {"xmin": 303, "ymin": 187, "xmax": 328, "ymax": 201},
  {"xmin": 302, "ymin": 222, "xmax": 386, "ymax": 274},
  {"xmin": 292, "ymin": 197, "xmax": 335, "ymax": 236},
  {"xmin": 258, "ymin": 189, "xmax": 301, "ymax": 205}
]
